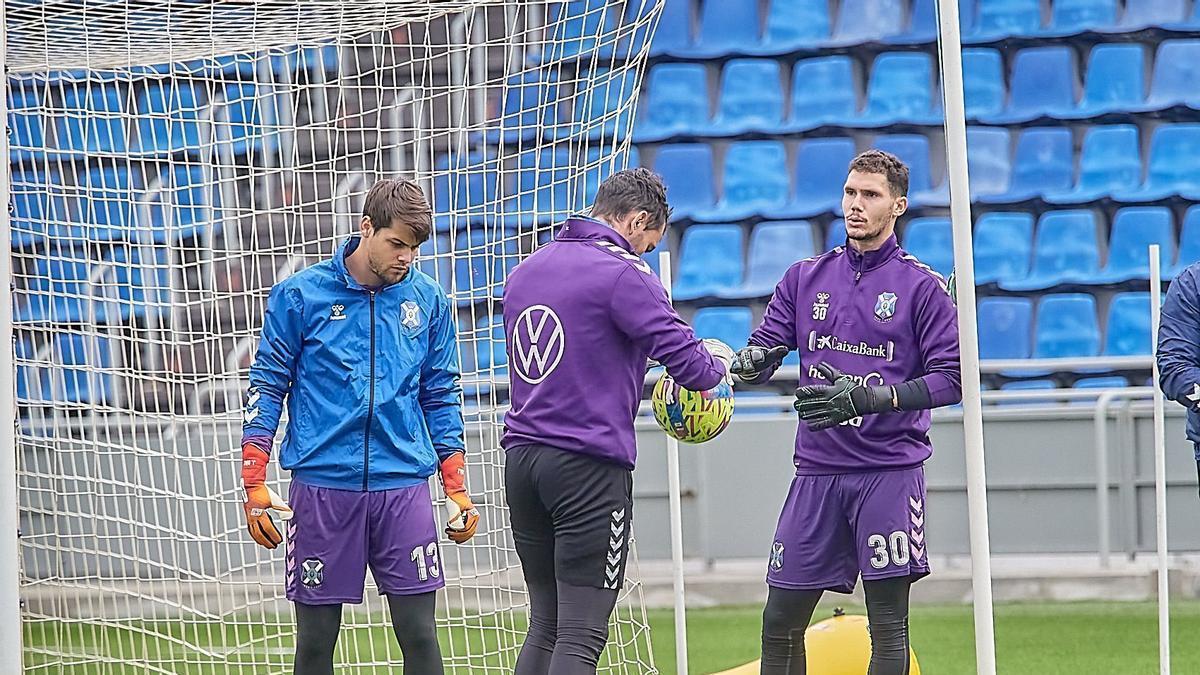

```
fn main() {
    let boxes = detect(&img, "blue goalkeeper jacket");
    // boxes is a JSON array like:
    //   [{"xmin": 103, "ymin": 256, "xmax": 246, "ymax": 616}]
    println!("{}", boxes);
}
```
[
  {"xmin": 1158, "ymin": 261, "xmax": 1200, "ymax": 460},
  {"xmin": 242, "ymin": 236, "xmax": 464, "ymax": 491}
]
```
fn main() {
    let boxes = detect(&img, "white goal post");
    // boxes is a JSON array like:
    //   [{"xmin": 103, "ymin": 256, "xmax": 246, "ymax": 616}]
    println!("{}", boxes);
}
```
[{"xmin": 3, "ymin": 1, "xmax": 663, "ymax": 672}]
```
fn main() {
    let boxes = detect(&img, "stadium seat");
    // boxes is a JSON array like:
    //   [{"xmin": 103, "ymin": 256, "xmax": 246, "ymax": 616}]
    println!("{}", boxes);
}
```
[
  {"xmin": 578, "ymin": 145, "xmax": 639, "ymax": 207},
  {"xmin": 220, "ymin": 80, "xmax": 278, "ymax": 155},
  {"xmin": 653, "ymin": 144, "xmax": 715, "ymax": 221},
  {"xmin": 17, "ymin": 244, "xmax": 93, "ymax": 324},
  {"xmin": 772, "ymin": 137, "xmax": 856, "ymax": 219},
  {"xmin": 54, "ymin": 83, "xmax": 128, "ymax": 153},
  {"xmin": 8, "ymin": 85, "xmax": 45, "ymax": 160},
  {"xmin": 10, "ymin": 170, "xmax": 67, "ymax": 248},
  {"xmin": 1044, "ymin": 0, "xmax": 1118, "ymax": 35},
  {"xmin": 1096, "ymin": 207, "xmax": 1176, "ymax": 284},
  {"xmin": 1002, "ymin": 210, "xmax": 1102, "ymax": 291},
  {"xmin": 725, "ymin": 220, "xmax": 817, "ymax": 299},
  {"xmin": 1074, "ymin": 376, "xmax": 1130, "ymax": 389},
  {"xmin": 886, "ymin": 0, "xmax": 977, "ymax": 45},
  {"xmin": 542, "ymin": 0, "xmax": 618, "ymax": 63},
  {"xmin": 1104, "ymin": 292, "xmax": 1152, "ymax": 356},
  {"xmin": 692, "ymin": 307, "xmax": 753, "ymax": 352},
  {"xmin": 708, "ymin": 59, "xmax": 785, "ymax": 135},
  {"xmin": 830, "ymin": 0, "xmax": 905, "ymax": 45},
  {"xmin": 560, "ymin": 69, "xmax": 634, "ymax": 141},
  {"xmin": 432, "ymin": 152, "xmax": 501, "ymax": 231},
  {"xmin": 133, "ymin": 80, "xmax": 203, "ymax": 155},
  {"xmin": 415, "ymin": 234, "xmax": 450, "ymax": 290},
  {"xmin": 1142, "ymin": 40, "xmax": 1200, "ymax": 112},
  {"xmin": 902, "ymin": 217, "xmax": 953, "ymax": 278},
  {"xmin": 973, "ymin": 212, "xmax": 1034, "ymax": 286},
  {"xmin": 486, "ymin": 70, "xmax": 558, "ymax": 145},
  {"xmin": 641, "ymin": 0, "xmax": 692, "ymax": 57},
  {"xmin": 507, "ymin": 147, "xmax": 575, "ymax": 225},
  {"xmin": 151, "ymin": 164, "xmax": 215, "ymax": 243},
  {"xmin": 1045, "ymin": 125, "xmax": 1141, "ymax": 204},
  {"xmin": 980, "ymin": 127, "xmax": 1073, "ymax": 204},
  {"xmin": 693, "ymin": 141, "xmax": 789, "ymax": 222},
  {"xmin": 787, "ymin": 56, "xmax": 859, "ymax": 131},
  {"xmin": 874, "ymin": 134, "xmax": 941, "ymax": 204},
  {"xmin": 1033, "ymin": 293, "xmax": 1101, "ymax": 359},
  {"xmin": 1172, "ymin": 206, "xmax": 1200, "ymax": 276},
  {"xmin": 982, "ymin": 47, "xmax": 1078, "ymax": 124},
  {"xmin": 826, "ymin": 219, "xmax": 847, "ymax": 250},
  {"xmin": 673, "ymin": 224, "xmax": 745, "ymax": 300},
  {"xmin": 1110, "ymin": 0, "xmax": 1188, "ymax": 30},
  {"xmin": 1113, "ymin": 124, "xmax": 1200, "ymax": 202},
  {"xmin": 858, "ymin": 52, "xmax": 939, "ymax": 126},
  {"xmin": 688, "ymin": 0, "xmax": 759, "ymax": 58},
  {"xmin": 963, "ymin": 48, "xmax": 1005, "ymax": 119},
  {"xmin": 977, "ymin": 297, "xmax": 1033, "ymax": 359},
  {"xmin": 452, "ymin": 227, "xmax": 518, "ymax": 306},
  {"xmin": 972, "ymin": 0, "xmax": 1042, "ymax": 39},
  {"xmin": 78, "ymin": 165, "xmax": 140, "ymax": 243},
  {"xmin": 106, "ymin": 244, "xmax": 170, "ymax": 321},
  {"xmin": 966, "ymin": 127, "xmax": 1012, "ymax": 198},
  {"xmin": 1000, "ymin": 379, "xmax": 1057, "ymax": 393},
  {"xmin": 1061, "ymin": 43, "xmax": 1146, "ymax": 119},
  {"xmin": 473, "ymin": 316, "xmax": 508, "ymax": 373},
  {"xmin": 752, "ymin": 0, "xmax": 830, "ymax": 54},
  {"xmin": 54, "ymin": 333, "xmax": 114, "ymax": 405},
  {"xmin": 634, "ymin": 63, "xmax": 708, "ymax": 142}
]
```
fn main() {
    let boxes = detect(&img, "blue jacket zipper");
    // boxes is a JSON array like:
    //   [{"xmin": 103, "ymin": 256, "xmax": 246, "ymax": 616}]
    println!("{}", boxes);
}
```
[{"xmin": 363, "ymin": 290, "xmax": 376, "ymax": 491}]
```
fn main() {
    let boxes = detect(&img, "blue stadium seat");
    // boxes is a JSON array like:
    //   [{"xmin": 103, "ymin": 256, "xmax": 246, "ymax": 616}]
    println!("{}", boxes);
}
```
[
  {"xmin": 981, "ymin": 127, "xmax": 1073, "ymax": 204},
  {"xmin": 971, "ymin": 0, "xmax": 1043, "ymax": 39},
  {"xmin": 487, "ymin": 70, "xmax": 559, "ymax": 145},
  {"xmin": 78, "ymin": 166, "xmax": 140, "ymax": 243},
  {"xmin": 17, "ymin": 245, "xmax": 93, "ymax": 324},
  {"xmin": 543, "ymin": 0, "xmax": 618, "ymax": 63},
  {"xmin": 560, "ymin": 69, "xmax": 634, "ymax": 141},
  {"xmin": 578, "ymin": 145, "xmax": 640, "ymax": 207},
  {"xmin": 107, "ymin": 244, "xmax": 170, "ymax": 321},
  {"xmin": 752, "ymin": 0, "xmax": 830, "ymax": 54},
  {"xmin": 1114, "ymin": 124, "xmax": 1200, "ymax": 202},
  {"xmin": 133, "ymin": 80, "xmax": 203, "ymax": 155},
  {"xmin": 152, "ymin": 164, "xmax": 215, "ymax": 243},
  {"xmin": 1046, "ymin": 125, "xmax": 1141, "ymax": 204},
  {"xmin": 415, "ymin": 235, "xmax": 450, "ymax": 290},
  {"xmin": 826, "ymin": 219, "xmax": 847, "ymax": 251},
  {"xmin": 688, "ymin": 0, "xmax": 760, "ymax": 58},
  {"xmin": 858, "ymin": 52, "xmax": 939, "ymax": 126},
  {"xmin": 634, "ymin": 63, "xmax": 708, "ymax": 142},
  {"xmin": 692, "ymin": 307, "xmax": 753, "ymax": 352},
  {"xmin": 772, "ymin": 137, "xmax": 856, "ymax": 218},
  {"xmin": 653, "ymin": 144, "xmax": 715, "ymax": 221},
  {"xmin": 1172, "ymin": 206, "xmax": 1200, "ymax": 276},
  {"xmin": 963, "ymin": 127, "xmax": 1012, "ymax": 199},
  {"xmin": 1033, "ymin": 293, "xmax": 1101, "ymax": 359},
  {"xmin": 1096, "ymin": 207, "xmax": 1176, "ymax": 284},
  {"xmin": 874, "ymin": 134, "xmax": 941, "ymax": 204},
  {"xmin": 977, "ymin": 297, "xmax": 1033, "ymax": 359},
  {"xmin": 693, "ymin": 141, "xmax": 789, "ymax": 222},
  {"xmin": 55, "ymin": 83, "xmax": 127, "ymax": 153},
  {"xmin": 887, "ymin": 0, "xmax": 977, "ymax": 45},
  {"xmin": 507, "ymin": 147, "xmax": 575, "ymax": 225},
  {"xmin": 708, "ymin": 59, "xmax": 785, "ymax": 135},
  {"xmin": 983, "ymin": 47, "xmax": 1078, "ymax": 124},
  {"xmin": 473, "ymin": 316, "xmax": 508, "ymax": 373},
  {"xmin": 10, "ymin": 171, "xmax": 67, "ymax": 248},
  {"xmin": 1061, "ymin": 43, "xmax": 1146, "ymax": 119},
  {"xmin": 973, "ymin": 212, "xmax": 1034, "ymax": 286},
  {"xmin": 1003, "ymin": 210, "xmax": 1101, "ymax": 291},
  {"xmin": 963, "ymin": 48, "xmax": 1005, "ymax": 119},
  {"xmin": 8, "ymin": 85, "xmax": 45, "ymax": 160},
  {"xmin": 53, "ymin": 333, "xmax": 114, "ymax": 405},
  {"xmin": 220, "ymin": 80, "xmax": 278, "ymax": 156},
  {"xmin": 452, "ymin": 227, "xmax": 518, "ymax": 306},
  {"xmin": 902, "ymin": 217, "xmax": 954, "ymax": 278},
  {"xmin": 1143, "ymin": 40, "xmax": 1200, "ymax": 112},
  {"xmin": 1074, "ymin": 376, "xmax": 1130, "ymax": 389},
  {"xmin": 433, "ymin": 152, "xmax": 501, "ymax": 232},
  {"xmin": 1045, "ymin": 0, "xmax": 1118, "ymax": 35},
  {"xmin": 673, "ymin": 224, "xmax": 745, "ymax": 300},
  {"xmin": 1000, "ymin": 379, "xmax": 1057, "ymax": 393},
  {"xmin": 787, "ymin": 56, "xmax": 858, "ymax": 131},
  {"xmin": 1104, "ymin": 292, "xmax": 1152, "ymax": 356},
  {"xmin": 725, "ymin": 221, "xmax": 817, "ymax": 299},
  {"xmin": 1110, "ymin": 0, "xmax": 1188, "ymax": 30},
  {"xmin": 830, "ymin": 0, "xmax": 905, "ymax": 45},
  {"xmin": 640, "ymin": 0, "xmax": 692, "ymax": 57}
]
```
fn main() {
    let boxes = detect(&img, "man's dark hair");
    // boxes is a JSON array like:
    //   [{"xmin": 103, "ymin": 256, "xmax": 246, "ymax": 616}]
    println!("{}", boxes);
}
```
[
  {"xmin": 591, "ymin": 167, "xmax": 672, "ymax": 230},
  {"xmin": 362, "ymin": 178, "xmax": 433, "ymax": 243},
  {"xmin": 848, "ymin": 150, "xmax": 910, "ymax": 198}
]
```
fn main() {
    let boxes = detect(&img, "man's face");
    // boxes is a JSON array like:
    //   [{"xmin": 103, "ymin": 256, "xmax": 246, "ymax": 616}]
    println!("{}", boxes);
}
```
[
  {"xmin": 841, "ymin": 170, "xmax": 907, "ymax": 250},
  {"xmin": 361, "ymin": 218, "xmax": 420, "ymax": 285}
]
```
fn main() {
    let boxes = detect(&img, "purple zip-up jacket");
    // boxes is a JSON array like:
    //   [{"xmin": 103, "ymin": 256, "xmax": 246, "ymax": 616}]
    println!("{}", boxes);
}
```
[
  {"xmin": 501, "ymin": 217, "xmax": 726, "ymax": 469},
  {"xmin": 750, "ymin": 235, "xmax": 962, "ymax": 474}
]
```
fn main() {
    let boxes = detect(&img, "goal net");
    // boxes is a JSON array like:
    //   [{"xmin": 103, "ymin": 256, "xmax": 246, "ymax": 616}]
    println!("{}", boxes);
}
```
[{"xmin": 7, "ymin": 1, "xmax": 661, "ymax": 672}]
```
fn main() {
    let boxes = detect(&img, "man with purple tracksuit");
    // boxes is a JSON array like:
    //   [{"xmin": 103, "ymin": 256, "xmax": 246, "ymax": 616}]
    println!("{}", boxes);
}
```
[
  {"xmin": 502, "ymin": 167, "xmax": 734, "ymax": 674},
  {"xmin": 729, "ymin": 151, "xmax": 962, "ymax": 674}
]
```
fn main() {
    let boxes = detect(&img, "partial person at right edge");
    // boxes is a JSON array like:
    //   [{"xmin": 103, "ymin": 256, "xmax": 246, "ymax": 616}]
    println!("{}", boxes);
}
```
[{"xmin": 1157, "ymin": 261, "xmax": 1200, "ymax": 498}]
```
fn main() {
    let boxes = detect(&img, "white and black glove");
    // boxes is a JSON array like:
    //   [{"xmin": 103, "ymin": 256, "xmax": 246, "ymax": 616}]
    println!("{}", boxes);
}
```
[
  {"xmin": 729, "ymin": 345, "xmax": 789, "ymax": 383},
  {"xmin": 700, "ymin": 338, "xmax": 736, "ymax": 386}
]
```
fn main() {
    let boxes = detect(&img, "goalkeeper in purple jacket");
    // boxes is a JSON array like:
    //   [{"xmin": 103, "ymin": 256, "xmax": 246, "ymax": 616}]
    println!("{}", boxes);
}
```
[{"xmin": 730, "ymin": 151, "xmax": 962, "ymax": 674}]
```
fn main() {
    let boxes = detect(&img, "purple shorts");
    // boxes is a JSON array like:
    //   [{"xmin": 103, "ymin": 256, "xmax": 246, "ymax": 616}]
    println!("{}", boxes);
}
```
[
  {"xmin": 766, "ymin": 467, "xmax": 930, "ymax": 594},
  {"xmin": 285, "ymin": 479, "xmax": 445, "ymax": 605}
]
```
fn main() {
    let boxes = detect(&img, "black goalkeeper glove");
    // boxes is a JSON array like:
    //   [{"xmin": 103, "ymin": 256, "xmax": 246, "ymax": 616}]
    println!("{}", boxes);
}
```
[
  {"xmin": 793, "ymin": 363, "xmax": 893, "ymax": 431},
  {"xmin": 729, "ymin": 345, "xmax": 789, "ymax": 383}
]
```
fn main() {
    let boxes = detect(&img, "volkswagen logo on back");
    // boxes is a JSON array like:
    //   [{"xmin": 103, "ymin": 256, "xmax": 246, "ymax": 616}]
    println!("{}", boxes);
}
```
[{"xmin": 511, "ymin": 304, "xmax": 566, "ymax": 385}]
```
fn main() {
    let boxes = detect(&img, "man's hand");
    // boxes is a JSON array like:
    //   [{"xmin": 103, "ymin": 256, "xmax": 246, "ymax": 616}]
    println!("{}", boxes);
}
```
[
  {"xmin": 701, "ymin": 338, "xmax": 736, "ymax": 385},
  {"xmin": 730, "ymin": 345, "xmax": 789, "ymax": 383},
  {"xmin": 440, "ymin": 451, "xmax": 479, "ymax": 544},
  {"xmin": 242, "ymin": 443, "xmax": 292, "ymax": 549},
  {"xmin": 793, "ymin": 363, "xmax": 891, "ymax": 431}
]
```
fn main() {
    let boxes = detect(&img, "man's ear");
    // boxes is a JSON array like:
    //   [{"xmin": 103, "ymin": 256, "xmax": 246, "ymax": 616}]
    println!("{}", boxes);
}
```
[
  {"xmin": 360, "ymin": 216, "xmax": 374, "ymax": 237},
  {"xmin": 893, "ymin": 196, "xmax": 909, "ymax": 218}
]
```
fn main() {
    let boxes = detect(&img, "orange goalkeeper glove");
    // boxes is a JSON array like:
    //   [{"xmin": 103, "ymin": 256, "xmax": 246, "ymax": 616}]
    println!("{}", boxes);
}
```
[
  {"xmin": 241, "ymin": 443, "xmax": 292, "ymax": 549},
  {"xmin": 439, "ymin": 451, "xmax": 479, "ymax": 544}
]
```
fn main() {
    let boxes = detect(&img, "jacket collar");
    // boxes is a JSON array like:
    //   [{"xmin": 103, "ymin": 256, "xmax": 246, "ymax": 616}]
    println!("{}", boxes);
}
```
[
  {"xmin": 332, "ymin": 236, "xmax": 411, "ymax": 292},
  {"xmin": 555, "ymin": 215, "xmax": 636, "ymax": 253},
  {"xmin": 842, "ymin": 234, "xmax": 900, "ymax": 273}
]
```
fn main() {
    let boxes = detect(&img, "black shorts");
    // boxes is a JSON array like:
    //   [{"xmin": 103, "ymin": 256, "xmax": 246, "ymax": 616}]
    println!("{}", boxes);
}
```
[{"xmin": 505, "ymin": 443, "xmax": 634, "ymax": 590}]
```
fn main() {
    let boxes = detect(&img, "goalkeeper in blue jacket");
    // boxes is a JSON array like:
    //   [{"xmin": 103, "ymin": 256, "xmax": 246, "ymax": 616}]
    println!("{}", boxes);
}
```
[
  {"xmin": 1159, "ymin": 260, "xmax": 1200, "ymax": 497},
  {"xmin": 240, "ymin": 178, "xmax": 478, "ymax": 674}
]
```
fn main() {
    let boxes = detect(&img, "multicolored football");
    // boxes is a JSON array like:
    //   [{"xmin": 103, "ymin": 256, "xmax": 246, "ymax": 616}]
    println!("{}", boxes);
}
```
[{"xmin": 650, "ymin": 373, "xmax": 735, "ymax": 444}]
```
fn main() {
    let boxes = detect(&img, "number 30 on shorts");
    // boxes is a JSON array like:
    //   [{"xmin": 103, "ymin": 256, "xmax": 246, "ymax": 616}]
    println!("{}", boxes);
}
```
[{"xmin": 867, "ymin": 531, "xmax": 910, "ymax": 569}]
